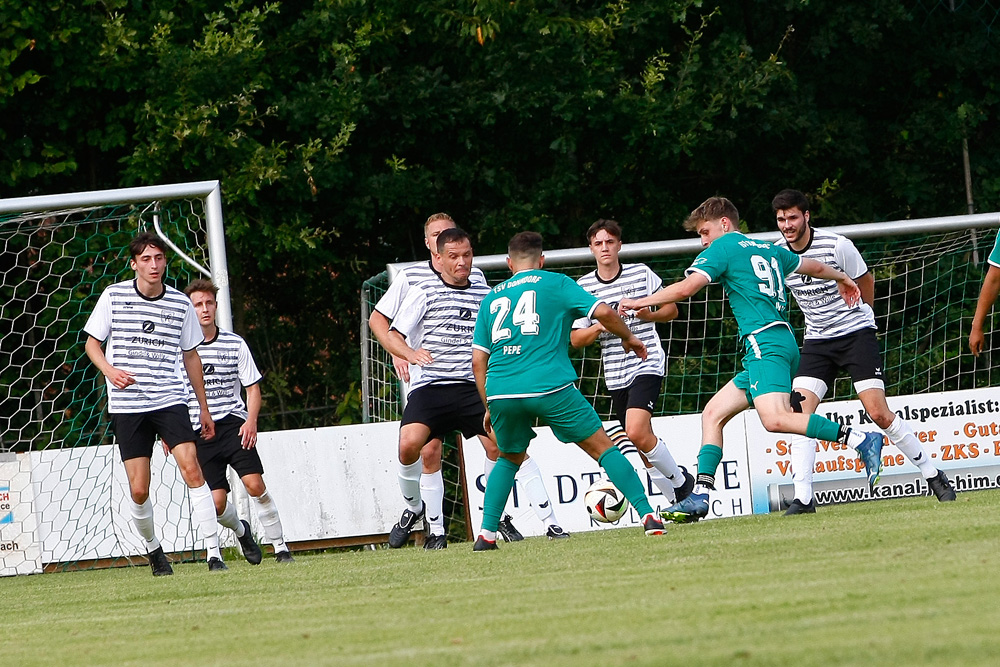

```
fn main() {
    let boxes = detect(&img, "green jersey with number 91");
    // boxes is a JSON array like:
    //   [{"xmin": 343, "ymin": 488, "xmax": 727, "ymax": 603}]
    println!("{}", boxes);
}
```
[
  {"xmin": 685, "ymin": 232, "xmax": 802, "ymax": 339},
  {"xmin": 472, "ymin": 269, "xmax": 599, "ymax": 400}
]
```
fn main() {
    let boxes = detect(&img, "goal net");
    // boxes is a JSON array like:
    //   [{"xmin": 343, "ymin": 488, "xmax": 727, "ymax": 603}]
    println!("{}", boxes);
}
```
[
  {"xmin": 361, "ymin": 213, "xmax": 1000, "ymax": 540},
  {"xmin": 0, "ymin": 182, "xmax": 230, "ymax": 574}
]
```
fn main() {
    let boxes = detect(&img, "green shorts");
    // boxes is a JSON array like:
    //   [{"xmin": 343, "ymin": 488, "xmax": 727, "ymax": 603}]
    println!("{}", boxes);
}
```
[
  {"xmin": 732, "ymin": 325, "xmax": 800, "ymax": 404},
  {"xmin": 488, "ymin": 384, "xmax": 603, "ymax": 454}
]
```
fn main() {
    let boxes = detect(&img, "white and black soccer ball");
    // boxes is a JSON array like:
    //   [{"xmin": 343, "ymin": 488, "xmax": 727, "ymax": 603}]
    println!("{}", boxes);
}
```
[{"xmin": 584, "ymin": 479, "xmax": 629, "ymax": 523}]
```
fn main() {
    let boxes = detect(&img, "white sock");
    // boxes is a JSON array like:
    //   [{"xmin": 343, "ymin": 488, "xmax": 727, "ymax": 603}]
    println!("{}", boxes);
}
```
[
  {"xmin": 483, "ymin": 457, "xmax": 496, "ymax": 485},
  {"xmin": 646, "ymin": 466, "xmax": 676, "ymax": 504},
  {"xmin": 515, "ymin": 456, "xmax": 557, "ymax": 527},
  {"xmin": 883, "ymin": 415, "xmax": 937, "ymax": 478},
  {"xmin": 480, "ymin": 530, "xmax": 497, "ymax": 542},
  {"xmin": 253, "ymin": 490, "xmax": 287, "ymax": 553},
  {"xmin": 845, "ymin": 429, "xmax": 867, "ymax": 449},
  {"xmin": 190, "ymin": 482, "xmax": 221, "ymax": 561},
  {"xmin": 644, "ymin": 438, "xmax": 684, "ymax": 498},
  {"xmin": 218, "ymin": 500, "xmax": 243, "ymax": 535},
  {"xmin": 398, "ymin": 458, "xmax": 423, "ymax": 512},
  {"xmin": 421, "ymin": 471, "xmax": 446, "ymax": 536},
  {"xmin": 790, "ymin": 435, "xmax": 816, "ymax": 504},
  {"xmin": 128, "ymin": 497, "xmax": 159, "ymax": 551}
]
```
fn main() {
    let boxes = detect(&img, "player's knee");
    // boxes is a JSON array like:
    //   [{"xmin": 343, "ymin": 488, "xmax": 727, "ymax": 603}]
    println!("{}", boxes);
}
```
[
  {"xmin": 758, "ymin": 413, "xmax": 787, "ymax": 433},
  {"xmin": 214, "ymin": 497, "xmax": 227, "ymax": 515},
  {"xmin": 130, "ymin": 488, "xmax": 149, "ymax": 505},
  {"xmin": 243, "ymin": 477, "xmax": 266, "ymax": 497},
  {"xmin": 867, "ymin": 408, "xmax": 895, "ymax": 430}
]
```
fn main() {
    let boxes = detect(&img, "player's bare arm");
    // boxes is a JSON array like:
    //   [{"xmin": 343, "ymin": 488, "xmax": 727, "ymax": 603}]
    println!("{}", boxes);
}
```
[
  {"xmin": 84, "ymin": 336, "xmax": 136, "ymax": 389},
  {"xmin": 634, "ymin": 302, "xmax": 679, "ymax": 324},
  {"xmin": 368, "ymin": 309, "xmax": 411, "ymax": 381},
  {"xmin": 570, "ymin": 322, "xmax": 605, "ymax": 349},
  {"xmin": 375, "ymin": 327, "xmax": 434, "ymax": 367},
  {"xmin": 970, "ymin": 264, "xmax": 1000, "ymax": 356},
  {"xmin": 592, "ymin": 303, "xmax": 648, "ymax": 361},
  {"xmin": 619, "ymin": 273, "xmax": 709, "ymax": 314},
  {"xmin": 856, "ymin": 272, "xmax": 875, "ymax": 308},
  {"xmin": 240, "ymin": 383, "xmax": 261, "ymax": 449},
  {"xmin": 797, "ymin": 258, "xmax": 860, "ymax": 307},
  {"xmin": 472, "ymin": 348, "xmax": 491, "ymax": 433},
  {"xmin": 183, "ymin": 348, "xmax": 216, "ymax": 441}
]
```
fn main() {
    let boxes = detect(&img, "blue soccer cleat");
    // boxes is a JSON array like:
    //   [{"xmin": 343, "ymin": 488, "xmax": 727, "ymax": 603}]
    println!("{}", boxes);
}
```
[
  {"xmin": 660, "ymin": 492, "xmax": 709, "ymax": 523},
  {"xmin": 856, "ymin": 432, "xmax": 884, "ymax": 491}
]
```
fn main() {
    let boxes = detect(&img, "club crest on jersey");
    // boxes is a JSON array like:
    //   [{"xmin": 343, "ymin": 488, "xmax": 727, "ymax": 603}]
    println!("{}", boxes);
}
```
[
  {"xmin": 160, "ymin": 310, "xmax": 177, "ymax": 324},
  {"xmin": 458, "ymin": 307, "xmax": 473, "ymax": 320},
  {"xmin": 142, "ymin": 321, "xmax": 156, "ymax": 333},
  {"xmin": 203, "ymin": 364, "xmax": 215, "ymax": 375},
  {"xmin": 216, "ymin": 351, "xmax": 234, "ymax": 365},
  {"xmin": 801, "ymin": 275, "xmax": 813, "ymax": 285}
]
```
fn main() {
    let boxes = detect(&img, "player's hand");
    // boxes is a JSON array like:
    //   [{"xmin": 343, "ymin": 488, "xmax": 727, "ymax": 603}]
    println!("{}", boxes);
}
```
[
  {"xmin": 483, "ymin": 408, "xmax": 493, "ymax": 435},
  {"xmin": 407, "ymin": 348, "xmax": 434, "ymax": 367},
  {"xmin": 837, "ymin": 277, "xmax": 861, "ymax": 308},
  {"xmin": 391, "ymin": 354, "xmax": 411, "ymax": 382},
  {"xmin": 633, "ymin": 307, "xmax": 654, "ymax": 321},
  {"xmin": 622, "ymin": 335, "xmax": 647, "ymax": 360},
  {"xmin": 240, "ymin": 421, "xmax": 258, "ymax": 449},
  {"xmin": 618, "ymin": 299, "xmax": 637, "ymax": 316},
  {"xmin": 970, "ymin": 328, "xmax": 985, "ymax": 357},
  {"xmin": 105, "ymin": 367, "xmax": 136, "ymax": 389},
  {"xmin": 200, "ymin": 413, "xmax": 215, "ymax": 441}
]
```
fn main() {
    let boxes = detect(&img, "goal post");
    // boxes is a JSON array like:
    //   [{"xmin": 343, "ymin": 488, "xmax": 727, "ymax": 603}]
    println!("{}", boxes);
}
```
[
  {"xmin": 361, "ymin": 212, "xmax": 1000, "ymax": 540},
  {"xmin": 0, "ymin": 181, "xmax": 232, "ymax": 575}
]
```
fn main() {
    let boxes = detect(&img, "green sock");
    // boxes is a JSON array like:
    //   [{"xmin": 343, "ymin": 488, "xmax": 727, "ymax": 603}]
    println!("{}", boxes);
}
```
[
  {"xmin": 697, "ymin": 444, "xmax": 724, "ymax": 479},
  {"xmin": 481, "ymin": 457, "xmax": 519, "ymax": 533},
  {"xmin": 598, "ymin": 447, "xmax": 653, "ymax": 517},
  {"xmin": 806, "ymin": 413, "xmax": 841, "ymax": 442}
]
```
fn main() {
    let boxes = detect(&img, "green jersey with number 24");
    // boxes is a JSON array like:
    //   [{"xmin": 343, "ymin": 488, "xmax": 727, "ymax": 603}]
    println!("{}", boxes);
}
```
[
  {"xmin": 685, "ymin": 232, "xmax": 802, "ymax": 339},
  {"xmin": 472, "ymin": 269, "xmax": 599, "ymax": 400}
]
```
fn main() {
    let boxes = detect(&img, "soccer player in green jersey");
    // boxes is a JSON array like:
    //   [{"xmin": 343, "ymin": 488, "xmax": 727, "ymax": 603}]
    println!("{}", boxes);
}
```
[
  {"xmin": 470, "ymin": 231, "xmax": 666, "ymax": 550},
  {"xmin": 619, "ymin": 197, "xmax": 886, "ymax": 523},
  {"xmin": 969, "ymin": 230, "xmax": 1000, "ymax": 357}
]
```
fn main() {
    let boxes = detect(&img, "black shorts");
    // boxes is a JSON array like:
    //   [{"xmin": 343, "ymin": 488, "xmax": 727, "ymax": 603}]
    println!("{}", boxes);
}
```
[
  {"xmin": 796, "ymin": 328, "xmax": 884, "ymax": 397},
  {"xmin": 195, "ymin": 414, "xmax": 264, "ymax": 493},
  {"xmin": 400, "ymin": 382, "xmax": 488, "ymax": 442},
  {"xmin": 609, "ymin": 374, "xmax": 662, "ymax": 427},
  {"xmin": 112, "ymin": 404, "xmax": 198, "ymax": 462}
]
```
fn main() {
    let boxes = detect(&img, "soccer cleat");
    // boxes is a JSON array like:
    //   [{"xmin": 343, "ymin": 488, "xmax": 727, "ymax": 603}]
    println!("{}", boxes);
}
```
[
  {"xmin": 497, "ymin": 514, "xmax": 524, "ymax": 542},
  {"xmin": 545, "ymin": 525, "xmax": 570, "ymax": 539},
  {"xmin": 148, "ymin": 547, "xmax": 173, "ymax": 577},
  {"xmin": 207, "ymin": 557, "xmax": 228, "ymax": 572},
  {"xmin": 783, "ymin": 498, "xmax": 817, "ymax": 515},
  {"xmin": 856, "ymin": 432, "xmax": 884, "ymax": 490},
  {"xmin": 275, "ymin": 550, "xmax": 295, "ymax": 563},
  {"xmin": 660, "ymin": 492, "xmax": 709, "ymax": 523},
  {"xmin": 642, "ymin": 513, "xmax": 666, "ymax": 536},
  {"xmin": 472, "ymin": 536, "xmax": 498, "ymax": 551},
  {"xmin": 424, "ymin": 533, "xmax": 448, "ymax": 550},
  {"xmin": 927, "ymin": 470, "xmax": 957, "ymax": 501},
  {"xmin": 673, "ymin": 466, "xmax": 696, "ymax": 504},
  {"xmin": 237, "ymin": 519, "xmax": 263, "ymax": 565},
  {"xmin": 388, "ymin": 502, "xmax": 425, "ymax": 548}
]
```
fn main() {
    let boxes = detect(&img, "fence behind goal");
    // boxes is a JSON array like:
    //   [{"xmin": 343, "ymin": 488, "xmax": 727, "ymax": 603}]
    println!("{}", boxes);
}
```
[
  {"xmin": 0, "ymin": 181, "xmax": 230, "ymax": 574},
  {"xmin": 361, "ymin": 213, "xmax": 1000, "ymax": 541}
]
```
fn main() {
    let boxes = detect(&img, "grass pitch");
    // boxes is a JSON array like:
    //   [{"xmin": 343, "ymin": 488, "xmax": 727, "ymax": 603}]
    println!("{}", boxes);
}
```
[{"xmin": 3, "ymin": 490, "xmax": 1000, "ymax": 666}]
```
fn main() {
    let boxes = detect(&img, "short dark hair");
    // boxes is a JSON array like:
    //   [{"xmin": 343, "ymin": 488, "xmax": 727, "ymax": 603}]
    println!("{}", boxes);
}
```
[
  {"xmin": 129, "ymin": 231, "xmax": 167, "ymax": 259},
  {"xmin": 771, "ymin": 189, "xmax": 810, "ymax": 214},
  {"xmin": 436, "ymin": 227, "xmax": 471, "ymax": 253},
  {"xmin": 586, "ymin": 219, "xmax": 622, "ymax": 242},
  {"xmin": 508, "ymin": 231, "xmax": 543, "ymax": 260},
  {"xmin": 683, "ymin": 197, "xmax": 740, "ymax": 232},
  {"xmin": 184, "ymin": 278, "xmax": 218, "ymax": 297}
]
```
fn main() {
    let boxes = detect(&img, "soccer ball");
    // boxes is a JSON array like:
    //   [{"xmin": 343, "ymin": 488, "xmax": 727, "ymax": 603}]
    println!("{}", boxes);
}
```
[{"xmin": 584, "ymin": 479, "xmax": 629, "ymax": 523}]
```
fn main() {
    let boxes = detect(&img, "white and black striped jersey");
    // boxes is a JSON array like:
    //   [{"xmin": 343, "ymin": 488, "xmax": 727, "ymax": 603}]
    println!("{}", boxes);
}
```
[
  {"xmin": 571, "ymin": 263, "xmax": 666, "ymax": 390},
  {"xmin": 389, "ymin": 271, "xmax": 490, "ymax": 394},
  {"xmin": 775, "ymin": 227, "xmax": 876, "ymax": 340},
  {"xmin": 84, "ymin": 280, "xmax": 204, "ymax": 413},
  {"xmin": 185, "ymin": 328, "xmax": 262, "ymax": 427},
  {"xmin": 374, "ymin": 260, "xmax": 487, "ymax": 321}
]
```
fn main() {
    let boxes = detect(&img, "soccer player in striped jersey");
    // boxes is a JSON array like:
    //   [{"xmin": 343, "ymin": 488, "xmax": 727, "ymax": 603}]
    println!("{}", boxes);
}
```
[
  {"xmin": 183, "ymin": 279, "xmax": 293, "ymax": 563},
  {"xmin": 83, "ymin": 232, "xmax": 222, "ymax": 574},
  {"xmin": 370, "ymin": 216, "xmax": 563, "ymax": 547},
  {"xmin": 620, "ymin": 197, "xmax": 886, "ymax": 523},
  {"xmin": 772, "ymin": 189, "xmax": 956, "ymax": 512},
  {"xmin": 471, "ymin": 231, "xmax": 666, "ymax": 551},
  {"xmin": 571, "ymin": 219, "xmax": 694, "ymax": 505}
]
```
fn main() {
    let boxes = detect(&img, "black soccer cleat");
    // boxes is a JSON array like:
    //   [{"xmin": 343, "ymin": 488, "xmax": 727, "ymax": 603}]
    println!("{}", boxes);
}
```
[
  {"xmin": 388, "ymin": 502, "xmax": 425, "ymax": 548},
  {"xmin": 207, "ymin": 557, "xmax": 228, "ymax": 572},
  {"xmin": 424, "ymin": 533, "xmax": 448, "ymax": 550},
  {"xmin": 275, "ymin": 550, "xmax": 295, "ymax": 563},
  {"xmin": 927, "ymin": 470, "xmax": 957, "ymax": 501},
  {"xmin": 783, "ymin": 498, "xmax": 817, "ymax": 515},
  {"xmin": 237, "ymin": 519, "xmax": 263, "ymax": 565},
  {"xmin": 642, "ymin": 513, "xmax": 666, "ymax": 536},
  {"xmin": 673, "ymin": 466, "xmax": 696, "ymax": 504},
  {"xmin": 148, "ymin": 546, "xmax": 173, "ymax": 577},
  {"xmin": 545, "ymin": 525, "xmax": 570, "ymax": 539},
  {"xmin": 497, "ymin": 514, "xmax": 524, "ymax": 542},
  {"xmin": 472, "ymin": 536, "xmax": 498, "ymax": 551}
]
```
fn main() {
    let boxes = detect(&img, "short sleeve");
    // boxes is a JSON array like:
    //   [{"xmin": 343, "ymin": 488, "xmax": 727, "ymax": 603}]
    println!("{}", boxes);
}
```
[
  {"xmin": 83, "ymin": 289, "xmax": 112, "ymax": 341},
  {"xmin": 389, "ymin": 287, "xmax": 427, "ymax": 340},
  {"xmin": 990, "ymin": 233, "xmax": 1000, "ymax": 269},
  {"xmin": 472, "ymin": 295, "xmax": 492, "ymax": 353},
  {"xmin": 833, "ymin": 236, "xmax": 869, "ymax": 280},
  {"xmin": 775, "ymin": 244, "xmax": 803, "ymax": 276},
  {"xmin": 179, "ymin": 302, "xmax": 204, "ymax": 351},
  {"xmin": 237, "ymin": 338, "xmax": 263, "ymax": 387},
  {"xmin": 562, "ymin": 275, "xmax": 600, "ymax": 320},
  {"xmin": 685, "ymin": 243, "xmax": 725, "ymax": 283},
  {"xmin": 374, "ymin": 274, "xmax": 410, "ymax": 320}
]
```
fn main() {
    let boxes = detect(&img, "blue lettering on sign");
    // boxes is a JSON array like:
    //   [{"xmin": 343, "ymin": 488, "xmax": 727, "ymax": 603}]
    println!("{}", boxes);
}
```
[{"xmin": 0, "ymin": 485, "xmax": 11, "ymax": 524}]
